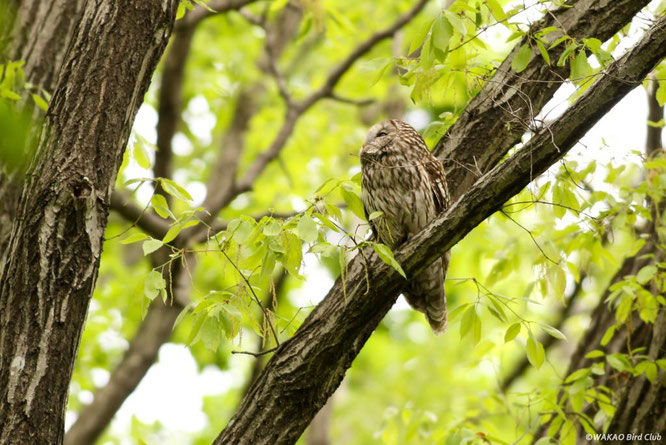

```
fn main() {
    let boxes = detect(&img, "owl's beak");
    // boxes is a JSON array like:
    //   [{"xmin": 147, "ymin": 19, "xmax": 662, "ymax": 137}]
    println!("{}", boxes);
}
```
[{"xmin": 360, "ymin": 143, "xmax": 379, "ymax": 160}]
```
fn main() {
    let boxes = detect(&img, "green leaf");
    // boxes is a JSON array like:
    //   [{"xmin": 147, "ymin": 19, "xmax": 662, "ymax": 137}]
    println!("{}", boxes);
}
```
[
  {"xmin": 600, "ymin": 325, "xmax": 615, "ymax": 346},
  {"xmin": 565, "ymin": 368, "xmax": 591, "ymax": 383},
  {"xmin": 536, "ymin": 39, "xmax": 550, "ymax": 65},
  {"xmin": 133, "ymin": 138, "xmax": 151, "ymax": 169},
  {"xmin": 504, "ymin": 323, "xmax": 521, "ymax": 342},
  {"xmin": 444, "ymin": 10, "xmax": 466, "ymax": 36},
  {"xmin": 409, "ymin": 19, "xmax": 434, "ymax": 54},
  {"xmin": 448, "ymin": 303, "xmax": 470, "ymax": 322},
  {"xmin": 368, "ymin": 211, "xmax": 384, "ymax": 221},
  {"xmin": 297, "ymin": 214, "xmax": 319, "ymax": 243},
  {"xmin": 263, "ymin": 219, "xmax": 282, "ymax": 237},
  {"xmin": 636, "ymin": 265, "xmax": 657, "ymax": 285},
  {"xmin": 485, "ymin": 0, "xmax": 506, "ymax": 21},
  {"xmin": 570, "ymin": 50, "xmax": 592, "ymax": 81},
  {"xmin": 151, "ymin": 194, "xmax": 171, "ymax": 219},
  {"xmin": 557, "ymin": 42, "xmax": 578, "ymax": 66},
  {"xmin": 283, "ymin": 232, "xmax": 303, "ymax": 277},
  {"xmin": 606, "ymin": 353, "xmax": 632, "ymax": 372},
  {"xmin": 432, "ymin": 15, "xmax": 453, "ymax": 52},
  {"xmin": 142, "ymin": 238, "xmax": 163, "ymax": 256},
  {"xmin": 232, "ymin": 219, "xmax": 253, "ymax": 244},
  {"xmin": 160, "ymin": 178, "xmax": 192, "ymax": 201},
  {"xmin": 144, "ymin": 270, "xmax": 166, "ymax": 300},
  {"xmin": 121, "ymin": 233, "xmax": 148, "ymax": 244},
  {"xmin": 511, "ymin": 44, "xmax": 531, "ymax": 73},
  {"xmin": 460, "ymin": 305, "xmax": 476, "ymax": 339},
  {"xmin": 585, "ymin": 350, "xmax": 604, "ymax": 359},
  {"xmin": 526, "ymin": 332, "xmax": 545, "ymax": 369},
  {"xmin": 269, "ymin": 0, "xmax": 289, "ymax": 12},
  {"xmin": 372, "ymin": 243, "xmax": 406, "ymax": 278},
  {"xmin": 186, "ymin": 313, "xmax": 206, "ymax": 345},
  {"xmin": 540, "ymin": 323, "xmax": 567, "ymax": 340},
  {"xmin": 341, "ymin": 185, "xmax": 366, "ymax": 220},
  {"xmin": 163, "ymin": 225, "xmax": 182, "ymax": 244},
  {"xmin": 31, "ymin": 93, "xmax": 48, "ymax": 111}
]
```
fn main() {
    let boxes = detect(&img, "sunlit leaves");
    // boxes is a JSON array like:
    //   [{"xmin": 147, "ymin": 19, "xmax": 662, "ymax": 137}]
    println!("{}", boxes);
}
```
[
  {"xmin": 297, "ymin": 214, "xmax": 319, "ymax": 243},
  {"xmin": 460, "ymin": 305, "xmax": 481, "ymax": 345},
  {"xmin": 526, "ymin": 330, "xmax": 545, "ymax": 369},
  {"xmin": 341, "ymin": 183, "xmax": 366, "ymax": 220},
  {"xmin": 371, "ymin": 242, "xmax": 406, "ymax": 278},
  {"xmin": 570, "ymin": 50, "xmax": 592, "ymax": 82},
  {"xmin": 485, "ymin": 0, "xmax": 506, "ymax": 22},
  {"xmin": 144, "ymin": 270, "xmax": 166, "ymax": 301},
  {"xmin": 636, "ymin": 265, "xmax": 657, "ymax": 285},
  {"xmin": 160, "ymin": 178, "xmax": 193, "ymax": 201},
  {"xmin": 142, "ymin": 238, "xmax": 163, "ymax": 256},
  {"xmin": 511, "ymin": 44, "xmax": 531, "ymax": 73},
  {"xmin": 504, "ymin": 322, "xmax": 521, "ymax": 343}
]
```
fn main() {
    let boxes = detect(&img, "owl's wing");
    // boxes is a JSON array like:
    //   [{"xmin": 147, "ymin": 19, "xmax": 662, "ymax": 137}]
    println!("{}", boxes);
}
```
[{"xmin": 424, "ymin": 154, "xmax": 450, "ymax": 213}]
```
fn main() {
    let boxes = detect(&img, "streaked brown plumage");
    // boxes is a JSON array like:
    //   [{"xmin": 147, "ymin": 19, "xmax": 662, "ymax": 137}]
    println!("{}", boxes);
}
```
[{"xmin": 360, "ymin": 119, "xmax": 450, "ymax": 334}]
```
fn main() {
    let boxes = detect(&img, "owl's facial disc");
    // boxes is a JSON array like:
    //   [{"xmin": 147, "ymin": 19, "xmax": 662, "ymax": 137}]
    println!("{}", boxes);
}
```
[{"xmin": 360, "ymin": 121, "xmax": 397, "ymax": 162}]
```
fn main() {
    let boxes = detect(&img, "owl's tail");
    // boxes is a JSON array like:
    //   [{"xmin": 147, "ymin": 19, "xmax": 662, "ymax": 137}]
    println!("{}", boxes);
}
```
[{"xmin": 404, "ymin": 251, "xmax": 450, "ymax": 335}]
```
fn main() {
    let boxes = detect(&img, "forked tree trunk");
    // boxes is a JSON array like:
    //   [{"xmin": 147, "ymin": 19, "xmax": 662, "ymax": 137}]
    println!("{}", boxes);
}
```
[{"xmin": 0, "ymin": 1, "xmax": 178, "ymax": 443}]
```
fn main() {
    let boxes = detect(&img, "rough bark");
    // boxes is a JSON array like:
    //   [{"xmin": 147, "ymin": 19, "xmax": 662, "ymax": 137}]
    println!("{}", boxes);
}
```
[
  {"xmin": 434, "ymin": 0, "xmax": 650, "ymax": 201},
  {"xmin": 0, "ymin": 0, "xmax": 86, "ymax": 272},
  {"xmin": 214, "ymin": 15, "xmax": 666, "ymax": 445},
  {"xmin": 0, "ymin": 1, "xmax": 178, "ymax": 443}
]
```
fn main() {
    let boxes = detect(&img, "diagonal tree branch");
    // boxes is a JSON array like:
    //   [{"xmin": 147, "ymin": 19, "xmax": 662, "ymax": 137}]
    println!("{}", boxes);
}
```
[
  {"xmin": 434, "ymin": 0, "xmax": 651, "ymax": 200},
  {"xmin": 214, "ymin": 15, "xmax": 666, "ymax": 444}
]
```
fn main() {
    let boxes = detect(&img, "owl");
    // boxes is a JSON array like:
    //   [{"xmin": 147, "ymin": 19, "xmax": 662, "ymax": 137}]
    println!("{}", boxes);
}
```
[{"xmin": 360, "ymin": 119, "xmax": 450, "ymax": 334}]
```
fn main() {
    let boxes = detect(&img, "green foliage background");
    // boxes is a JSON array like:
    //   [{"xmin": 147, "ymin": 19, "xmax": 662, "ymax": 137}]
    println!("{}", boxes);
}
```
[{"xmin": 3, "ymin": 0, "xmax": 663, "ymax": 443}]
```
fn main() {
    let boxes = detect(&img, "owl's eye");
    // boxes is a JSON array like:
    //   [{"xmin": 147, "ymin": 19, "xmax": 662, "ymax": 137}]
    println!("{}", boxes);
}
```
[{"xmin": 376, "ymin": 131, "xmax": 388, "ymax": 137}]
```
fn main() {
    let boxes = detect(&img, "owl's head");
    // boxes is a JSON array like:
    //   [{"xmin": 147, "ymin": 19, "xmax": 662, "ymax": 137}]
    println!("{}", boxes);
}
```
[{"xmin": 359, "ymin": 120, "xmax": 402, "ymax": 163}]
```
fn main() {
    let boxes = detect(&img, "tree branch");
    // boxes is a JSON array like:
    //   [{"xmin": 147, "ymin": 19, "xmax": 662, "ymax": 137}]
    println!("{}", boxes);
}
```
[
  {"xmin": 109, "ymin": 191, "xmax": 171, "ymax": 240},
  {"xmin": 232, "ymin": 0, "xmax": 429, "ymax": 201},
  {"xmin": 214, "ymin": 15, "xmax": 666, "ymax": 444},
  {"xmin": 178, "ymin": 0, "xmax": 260, "ymax": 28},
  {"xmin": 153, "ymin": 26, "xmax": 196, "ymax": 201},
  {"xmin": 434, "ymin": 0, "xmax": 651, "ymax": 200}
]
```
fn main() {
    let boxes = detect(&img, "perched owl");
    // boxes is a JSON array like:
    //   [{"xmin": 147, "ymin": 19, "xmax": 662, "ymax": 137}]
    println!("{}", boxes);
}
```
[{"xmin": 360, "ymin": 119, "xmax": 450, "ymax": 334}]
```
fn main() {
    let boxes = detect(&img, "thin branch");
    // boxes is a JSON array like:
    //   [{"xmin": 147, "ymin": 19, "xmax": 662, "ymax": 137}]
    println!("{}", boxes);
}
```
[
  {"xmin": 109, "ymin": 191, "xmax": 170, "ymax": 240},
  {"xmin": 328, "ymin": 93, "xmax": 376, "ymax": 106},
  {"xmin": 179, "ymin": 0, "xmax": 260, "ymax": 28},
  {"xmin": 231, "ymin": 347, "xmax": 278, "ymax": 357},
  {"xmin": 220, "ymin": 249, "xmax": 280, "ymax": 347}
]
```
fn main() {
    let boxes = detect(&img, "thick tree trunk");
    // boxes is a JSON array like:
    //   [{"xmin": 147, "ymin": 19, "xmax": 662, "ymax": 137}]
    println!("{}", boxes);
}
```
[
  {"xmin": 0, "ymin": 1, "xmax": 178, "ymax": 443},
  {"xmin": 0, "ymin": 0, "xmax": 87, "ymax": 271},
  {"xmin": 215, "ymin": 15, "xmax": 666, "ymax": 444}
]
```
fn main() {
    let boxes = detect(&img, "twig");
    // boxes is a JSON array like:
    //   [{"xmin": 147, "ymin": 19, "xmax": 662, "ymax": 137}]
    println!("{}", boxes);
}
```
[
  {"xmin": 231, "ymin": 347, "xmax": 278, "ymax": 357},
  {"xmin": 220, "ymin": 249, "xmax": 280, "ymax": 347}
]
